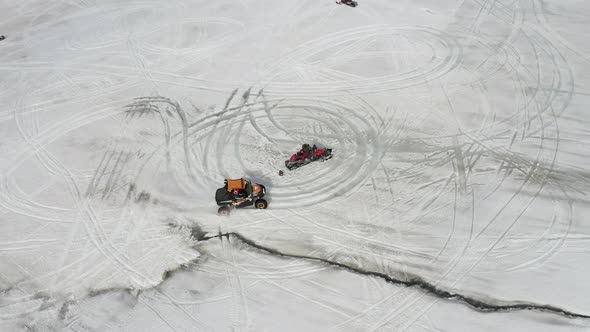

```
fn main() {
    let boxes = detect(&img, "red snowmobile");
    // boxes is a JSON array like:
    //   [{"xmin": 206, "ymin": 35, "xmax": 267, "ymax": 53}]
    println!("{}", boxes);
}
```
[{"xmin": 285, "ymin": 144, "xmax": 333, "ymax": 170}]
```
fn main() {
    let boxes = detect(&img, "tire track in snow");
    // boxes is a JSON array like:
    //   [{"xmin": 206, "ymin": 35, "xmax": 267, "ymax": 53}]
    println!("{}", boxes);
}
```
[
  {"xmin": 2, "ymin": 92, "xmax": 196, "ymax": 302},
  {"xmin": 373, "ymin": 10, "xmax": 581, "ymax": 328},
  {"xmin": 258, "ymin": 25, "xmax": 463, "ymax": 96},
  {"xmin": 360, "ymin": 1, "xmax": 579, "ymax": 326},
  {"xmin": 18, "ymin": 89, "xmax": 171, "ymax": 291},
  {"xmin": 125, "ymin": 91, "xmax": 390, "ymax": 208},
  {"xmin": 423, "ymin": 0, "xmax": 575, "ymax": 277},
  {"xmin": 469, "ymin": 28, "xmax": 573, "ymax": 273},
  {"xmin": 0, "ymin": 24, "xmax": 462, "ymax": 98}
]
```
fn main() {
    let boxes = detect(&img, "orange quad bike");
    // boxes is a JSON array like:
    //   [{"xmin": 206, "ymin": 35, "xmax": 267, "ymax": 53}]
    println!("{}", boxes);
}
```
[{"xmin": 214, "ymin": 178, "xmax": 267, "ymax": 216}]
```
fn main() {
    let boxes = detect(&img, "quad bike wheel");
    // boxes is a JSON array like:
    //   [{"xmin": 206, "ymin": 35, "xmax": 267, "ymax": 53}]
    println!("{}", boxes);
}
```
[
  {"xmin": 255, "ymin": 199, "xmax": 268, "ymax": 209},
  {"xmin": 218, "ymin": 206, "xmax": 231, "ymax": 216}
]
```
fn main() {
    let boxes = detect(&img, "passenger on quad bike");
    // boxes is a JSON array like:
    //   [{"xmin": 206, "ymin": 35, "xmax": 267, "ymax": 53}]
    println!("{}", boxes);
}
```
[
  {"xmin": 285, "ymin": 144, "xmax": 332, "ymax": 170},
  {"xmin": 231, "ymin": 188, "xmax": 247, "ymax": 200},
  {"xmin": 215, "ymin": 178, "xmax": 267, "ymax": 215}
]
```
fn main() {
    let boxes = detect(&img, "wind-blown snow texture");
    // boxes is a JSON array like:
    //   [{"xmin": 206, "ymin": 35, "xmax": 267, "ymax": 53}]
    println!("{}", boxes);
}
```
[{"xmin": 1, "ymin": 0, "xmax": 590, "ymax": 331}]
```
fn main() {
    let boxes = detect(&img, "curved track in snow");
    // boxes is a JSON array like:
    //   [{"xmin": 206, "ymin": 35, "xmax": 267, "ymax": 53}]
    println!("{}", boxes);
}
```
[{"xmin": 1, "ymin": 0, "xmax": 590, "ymax": 331}]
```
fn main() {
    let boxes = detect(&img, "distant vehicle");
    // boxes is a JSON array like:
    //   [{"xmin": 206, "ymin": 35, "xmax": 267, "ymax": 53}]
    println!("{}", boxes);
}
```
[
  {"xmin": 336, "ymin": 0, "xmax": 358, "ymax": 7},
  {"xmin": 215, "ymin": 178, "xmax": 267, "ymax": 215}
]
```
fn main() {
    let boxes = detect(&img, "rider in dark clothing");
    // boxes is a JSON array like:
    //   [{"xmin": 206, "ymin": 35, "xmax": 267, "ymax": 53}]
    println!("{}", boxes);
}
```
[{"xmin": 301, "ymin": 144, "xmax": 312, "ymax": 156}]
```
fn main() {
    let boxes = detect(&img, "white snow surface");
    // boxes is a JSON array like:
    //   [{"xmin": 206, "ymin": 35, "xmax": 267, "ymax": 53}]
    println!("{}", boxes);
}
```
[{"xmin": 1, "ymin": 0, "xmax": 590, "ymax": 330}]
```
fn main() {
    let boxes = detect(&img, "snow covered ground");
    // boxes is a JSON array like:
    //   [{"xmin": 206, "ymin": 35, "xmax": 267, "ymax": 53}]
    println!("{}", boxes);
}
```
[{"xmin": 1, "ymin": 0, "xmax": 590, "ymax": 330}]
